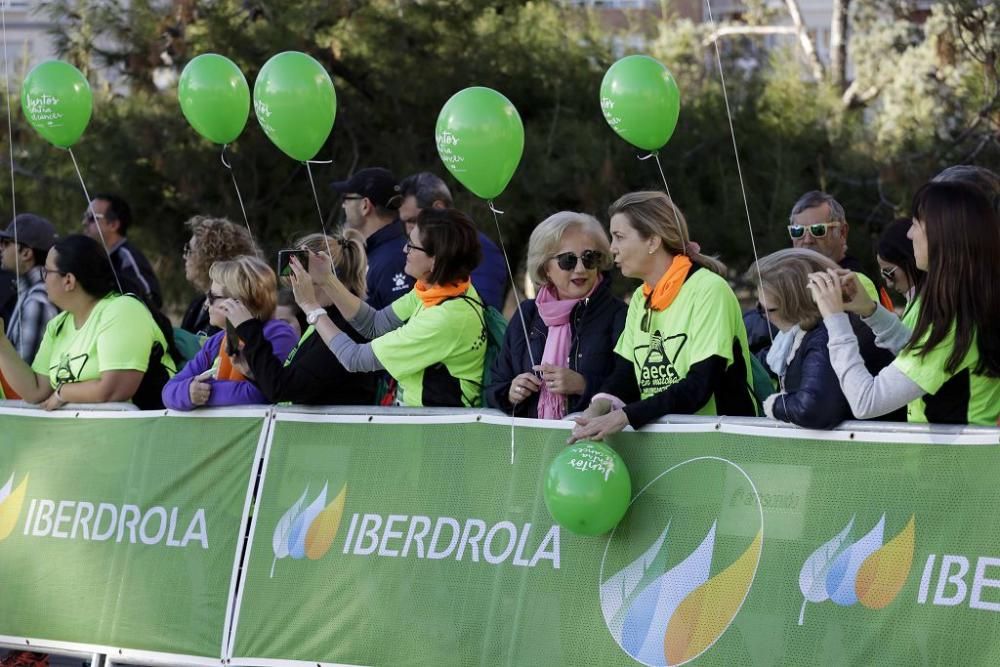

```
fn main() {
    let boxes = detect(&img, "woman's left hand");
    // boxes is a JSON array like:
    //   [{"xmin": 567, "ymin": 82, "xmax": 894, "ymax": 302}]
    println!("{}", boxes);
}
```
[
  {"xmin": 807, "ymin": 269, "xmax": 846, "ymax": 318},
  {"xmin": 567, "ymin": 409, "xmax": 629, "ymax": 444},
  {"xmin": 289, "ymin": 256, "xmax": 321, "ymax": 312},
  {"xmin": 532, "ymin": 364, "xmax": 586, "ymax": 396},
  {"xmin": 40, "ymin": 389, "xmax": 66, "ymax": 411},
  {"xmin": 218, "ymin": 299, "xmax": 253, "ymax": 327}
]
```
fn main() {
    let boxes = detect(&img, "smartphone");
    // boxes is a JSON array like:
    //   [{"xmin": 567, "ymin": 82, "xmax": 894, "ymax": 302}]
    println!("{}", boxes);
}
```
[
  {"xmin": 225, "ymin": 318, "xmax": 240, "ymax": 357},
  {"xmin": 277, "ymin": 249, "xmax": 309, "ymax": 278}
]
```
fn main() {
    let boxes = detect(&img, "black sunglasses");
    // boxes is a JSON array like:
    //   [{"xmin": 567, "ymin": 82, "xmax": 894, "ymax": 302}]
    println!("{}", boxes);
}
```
[
  {"xmin": 552, "ymin": 250, "xmax": 603, "ymax": 271},
  {"xmin": 205, "ymin": 291, "xmax": 226, "ymax": 305}
]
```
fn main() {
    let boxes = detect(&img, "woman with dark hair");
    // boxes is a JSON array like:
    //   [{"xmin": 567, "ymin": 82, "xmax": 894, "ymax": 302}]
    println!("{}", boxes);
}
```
[
  {"xmin": 570, "ymin": 191, "xmax": 756, "ymax": 443},
  {"xmin": 0, "ymin": 234, "xmax": 175, "ymax": 410},
  {"xmin": 289, "ymin": 208, "xmax": 486, "ymax": 407},
  {"xmin": 226, "ymin": 230, "xmax": 376, "ymax": 406},
  {"xmin": 876, "ymin": 218, "xmax": 924, "ymax": 312},
  {"xmin": 810, "ymin": 181, "xmax": 1000, "ymax": 425},
  {"xmin": 486, "ymin": 211, "xmax": 626, "ymax": 419}
]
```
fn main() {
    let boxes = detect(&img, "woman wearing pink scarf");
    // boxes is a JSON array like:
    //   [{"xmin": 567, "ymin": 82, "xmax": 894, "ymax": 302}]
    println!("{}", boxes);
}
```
[{"xmin": 486, "ymin": 212, "xmax": 626, "ymax": 419}]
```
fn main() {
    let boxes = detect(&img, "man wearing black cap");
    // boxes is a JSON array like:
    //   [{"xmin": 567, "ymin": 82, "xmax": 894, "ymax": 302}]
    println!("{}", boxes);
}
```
[
  {"xmin": 330, "ymin": 167, "xmax": 415, "ymax": 310},
  {"xmin": 0, "ymin": 214, "xmax": 59, "ymax": 363}
]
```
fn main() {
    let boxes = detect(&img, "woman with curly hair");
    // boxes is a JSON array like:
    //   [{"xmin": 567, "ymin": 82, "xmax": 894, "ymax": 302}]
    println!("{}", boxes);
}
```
[{"xmin": 180, "ymin": 216, "xmax": 258, "ymax": 337}]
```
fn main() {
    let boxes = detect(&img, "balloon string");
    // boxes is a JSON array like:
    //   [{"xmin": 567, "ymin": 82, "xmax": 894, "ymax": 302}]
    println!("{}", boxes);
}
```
[
  {"xmin": 305, "ymin": 159, "xmax": 334, "ymax": 165},
  {"xmin": 651, "ymin": 152, "xmax": 691, "ymax": 255},
  {"xmin": 703, "ymin": 0, "xmax": 781, "ymax": 410},
  {"xmin": 1, "ymin": 0, "xmax": 23, "ymax": 354},
  {"xmin": 68, "ymin": 148, "xmax": 125, "ymax": 297},
  {"xmin": 304, "ymin": 161, "xmax": 335, "ymax": 261},
  {"xmin": 487, "ymin": 200, "xmax": 534, "ymax": 369},
  {"xmin": 486, "ymin": 199, "xmax": 532, "ymax": 467},
  {"xmin": 221, "ymin": 144, "xmax": 253, "ymax": 240}
]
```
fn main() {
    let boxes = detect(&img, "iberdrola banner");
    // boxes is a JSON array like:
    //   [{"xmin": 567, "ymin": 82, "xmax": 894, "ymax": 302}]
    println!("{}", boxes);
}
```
[
  {"xmin": 230, "ymin": 413, "xmax": 1000, "ymax": 666},
  {"xmin": 0, "ymin": 407, "xmax": 266, "ymax": 660}
]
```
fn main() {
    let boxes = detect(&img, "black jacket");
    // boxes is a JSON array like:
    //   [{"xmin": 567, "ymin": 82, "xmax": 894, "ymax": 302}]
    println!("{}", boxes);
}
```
[
  {"xmin": 180, "ymin": 294, "xmax": 219, "ymax": 337},
  {"xmin": 236, "ymin": 306, "xmax": 376, "ymax": 406},
  {"xmin": 771, "ymin": 315, "xmax": 904, "ymax": 429},
  {"xmin": 486, "ymin": 277, "xmax": 627, "ymax": 417}
]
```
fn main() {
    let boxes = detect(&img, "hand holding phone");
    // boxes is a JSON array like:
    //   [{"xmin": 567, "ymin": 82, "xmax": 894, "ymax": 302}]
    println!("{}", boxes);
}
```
[{"xmin": 278, "ymin": 249, "xmax": 309, "ymax": 278}]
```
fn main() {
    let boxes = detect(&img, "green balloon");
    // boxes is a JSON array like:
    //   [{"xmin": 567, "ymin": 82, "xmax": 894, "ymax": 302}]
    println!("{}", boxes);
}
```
[
  {"xmin": 21, "ymin": 60, "xmax": 92, "ymax": 149},
  {"xmin": 600, "ymin": 55, "xmax": 681, "ymax": 151},
  {"xmin": 544, "ymin": 441, "xmax": 632, "ymax": 536},
  {"xmin": 253, "ymin": 51, "xmax": 336, "ymax": 161},
  {"xmin": 435, "ymin": 86, "xmax": 523, "ymax": 200},
  {"xmin": 179, "ymin": 54, "xmax": 250, "ymax": 145}
]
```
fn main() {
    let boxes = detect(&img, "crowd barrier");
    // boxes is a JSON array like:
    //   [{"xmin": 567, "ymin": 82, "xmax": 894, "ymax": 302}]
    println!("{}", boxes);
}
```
[{"xmin": 1, "ymin": 403, "xmax": 999, "ymax": 666}]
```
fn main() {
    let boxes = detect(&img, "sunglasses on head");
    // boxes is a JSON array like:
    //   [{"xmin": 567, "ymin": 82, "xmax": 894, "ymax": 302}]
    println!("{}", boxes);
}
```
[
  {"xmin": 552, "ymin": 250, "xmax": 603, "ymax": 271},
  {"xmin": 787, "ymin": 222, "xmax": 840, "ymax": 240}
]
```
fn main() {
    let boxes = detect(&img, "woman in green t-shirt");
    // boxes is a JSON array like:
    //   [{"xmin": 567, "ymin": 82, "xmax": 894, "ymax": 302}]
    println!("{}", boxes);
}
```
[
  {"xmin": 290, "ymin": 208, "xmax": 487, "ymax": 408},
  {"xmin": 810, "ymin": 181, "xmax": 1000, "ymax": 425},
  {"xmin": 0, "ymin": 234, "xmax": 174, "ymax": 410},
  {"xmin": 570, "ymin": 191, "xmax": 757, "ymax": 443}
]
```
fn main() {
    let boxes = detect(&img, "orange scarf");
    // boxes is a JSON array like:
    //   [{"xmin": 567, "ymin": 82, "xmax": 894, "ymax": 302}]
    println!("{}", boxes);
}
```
[
  {"xmin": 0, "ymin": 370, "xmax": 20, "ymax": 399},
  {"xmin": 641, "ymin": 255, "xmax": 692, "ymax": 311},
  {"xmin": 215, "ymin": 334, "xmax": 246, "ymax": 382},
  {"xmin": 414, "ymin": 279, "xmax": 471, "ymax": 307}
]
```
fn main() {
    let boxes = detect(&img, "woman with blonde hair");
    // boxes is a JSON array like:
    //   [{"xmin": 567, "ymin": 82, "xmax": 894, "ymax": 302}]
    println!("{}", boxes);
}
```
[
  {"xmin": 486, "ymin": 211, "xmax": 626, "ymax": 418},
  {"xmin": 751, "ymin": 248, "xmax": 898, "ymax": 429},
  {"xmin": 230, "ymin": 230, "xmax": 376, "ymax": 406},
  {"xmin": 570, "ymin": 191, "xmax": 756, "ymax": 442},
  {"xmin": 162, "ymin": 255, "xmax": 296, "ymax": 410},
  {"xmin": 179, "ymin": 216, "xmax": 258, "ymax": 337}
]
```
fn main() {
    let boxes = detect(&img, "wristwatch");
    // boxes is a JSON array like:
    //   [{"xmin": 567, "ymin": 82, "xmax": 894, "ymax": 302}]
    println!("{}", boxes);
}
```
[{"xmin": 305, "ymin": 308, "xmax": 327, "ymax": 325}]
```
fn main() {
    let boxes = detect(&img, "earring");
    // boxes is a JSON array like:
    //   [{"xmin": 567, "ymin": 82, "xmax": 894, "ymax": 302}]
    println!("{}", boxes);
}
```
[{"xmin": 648, "ymin": 249, "xmax": 654, "ymax": 255}]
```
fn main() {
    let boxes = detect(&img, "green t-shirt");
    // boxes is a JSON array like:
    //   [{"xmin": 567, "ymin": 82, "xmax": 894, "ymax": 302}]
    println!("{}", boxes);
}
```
[
  {"xmin": 856, "ymin": 272, "xmax": 880, "ymax": 303},
  {"xmin": 614, "ymin": 267, "xmax": 754, "ymax": 416},
  {"xmin": 32, "ymin": 295, "xmax": 175, "ymax": 389},
  {"xmin": 893, "ymin": 301, "xmax": 1000, "ymax": 425},
  {"xmin": 371, "ymin": 286, "xmax": 486, "ymax": 408}
]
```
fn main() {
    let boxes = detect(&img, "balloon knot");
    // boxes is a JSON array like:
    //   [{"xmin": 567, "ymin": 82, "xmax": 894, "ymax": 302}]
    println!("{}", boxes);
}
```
[{"xmin": 488, "ymin": 201, "xmax": 505, "ymax": 215}]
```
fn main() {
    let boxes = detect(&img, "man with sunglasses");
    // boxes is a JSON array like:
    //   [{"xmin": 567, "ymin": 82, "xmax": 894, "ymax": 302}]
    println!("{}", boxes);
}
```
[
  {"xmin": 745, "ymin": 191, "xmax": 890, "ymax": 363},
  {"xmin": 81, "ymin": 193, "xmax": 163, "ymax": 309},
  {"xmin": 0, "ymin": 214, "xmax": 58, "ymax": 364}
]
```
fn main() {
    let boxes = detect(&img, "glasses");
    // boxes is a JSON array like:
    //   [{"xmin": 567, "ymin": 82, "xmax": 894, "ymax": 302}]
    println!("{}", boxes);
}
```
[
  {"xmin": 787, "ymin": 222, "xmax": 841, "ymax": 240},
  {"xmin": 880, "ymin": 266, "xmax": 897, "ymax": 280},
  {"xmin": 40, "ymin": 266, "xmax": 65, "ymax": 280},
  {"xmin": 82, "ymin": 211, "xmax": 105, "ymax": 225},
  {"xmin": 342, "ymin": 194, "xmax": 365, "ymax": 201},
  {"xmin": 183, "ymin": 240, "xmax": 193, "ymax": 258},
  {"xmin": 552, "ymin": 250, "xmax": 604, "ymax": 272},
  {"xmin": 404, "ymin": 241, "xmax": 427, "ymax": 255},
  {"xmin": 205, "ymin": 291, "xmax": 226, "ymax": 305}
]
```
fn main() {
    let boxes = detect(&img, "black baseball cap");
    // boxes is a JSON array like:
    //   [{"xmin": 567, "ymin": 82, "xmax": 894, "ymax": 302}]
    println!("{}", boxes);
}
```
[
  {"xmin": 0, "ymin": 214, "xmax": 57, "ymax": 252},
  {"xmin": 330, "ymin": 167, "xmax": 402, "ymax": 209}
]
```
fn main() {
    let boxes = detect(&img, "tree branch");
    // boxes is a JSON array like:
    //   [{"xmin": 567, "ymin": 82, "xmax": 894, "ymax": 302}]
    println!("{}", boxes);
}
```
[
  {"xmin": 829, "ymin": 0, "xmax": 850, "ymax": 89},
  {"xmin": 784, "ymin": 0, "xmax": 825, "ymax": 82},
  {"xmin": 701, "ymin": 25, "xmax": 797, "ymax": 47}
]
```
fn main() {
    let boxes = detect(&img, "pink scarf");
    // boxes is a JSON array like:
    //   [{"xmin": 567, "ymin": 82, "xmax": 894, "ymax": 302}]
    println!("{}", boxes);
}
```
[{"xmin": 534, "ymin": 276, "xmax": 602, "ymax": 419}]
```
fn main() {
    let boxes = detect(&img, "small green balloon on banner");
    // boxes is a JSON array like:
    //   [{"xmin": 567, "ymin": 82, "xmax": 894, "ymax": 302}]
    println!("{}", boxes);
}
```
[
  {"xmin": 600, "ymin": 55, "xmax": 681, "ymax": 152},
  {"xmin": 253, "ymin": 51, "xmax": 336, "ymax": 161},
  {"xmin": 435, "ymin": 86, "xmax": 524, "ymax": 200},
  {"xmin": 178, "ymin": 54, "xmax": 250, "ymax": 145},
  {"xmin": 21, "ymin": 60, "xmax": 92, "ymax": 149},
  {"xmin": 544, "ymin": 441, "xmax": 631, "ymax": 536}
]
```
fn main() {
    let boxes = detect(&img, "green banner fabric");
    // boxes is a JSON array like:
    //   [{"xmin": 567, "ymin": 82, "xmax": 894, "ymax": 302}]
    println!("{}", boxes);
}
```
[
  {"xmin": 0, "ymin": 409, "xmax": 265, "ymax": 658},
  {"xmin": 232, "ymin": 414, "xmax": 1000, "ymax": 666}
]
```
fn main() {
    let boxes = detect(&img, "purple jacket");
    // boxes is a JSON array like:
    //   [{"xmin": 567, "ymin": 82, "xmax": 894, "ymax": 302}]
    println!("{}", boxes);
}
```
[{"xmin": 162, "ymin": 319, "xmax": 297, "ymax": 411}]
